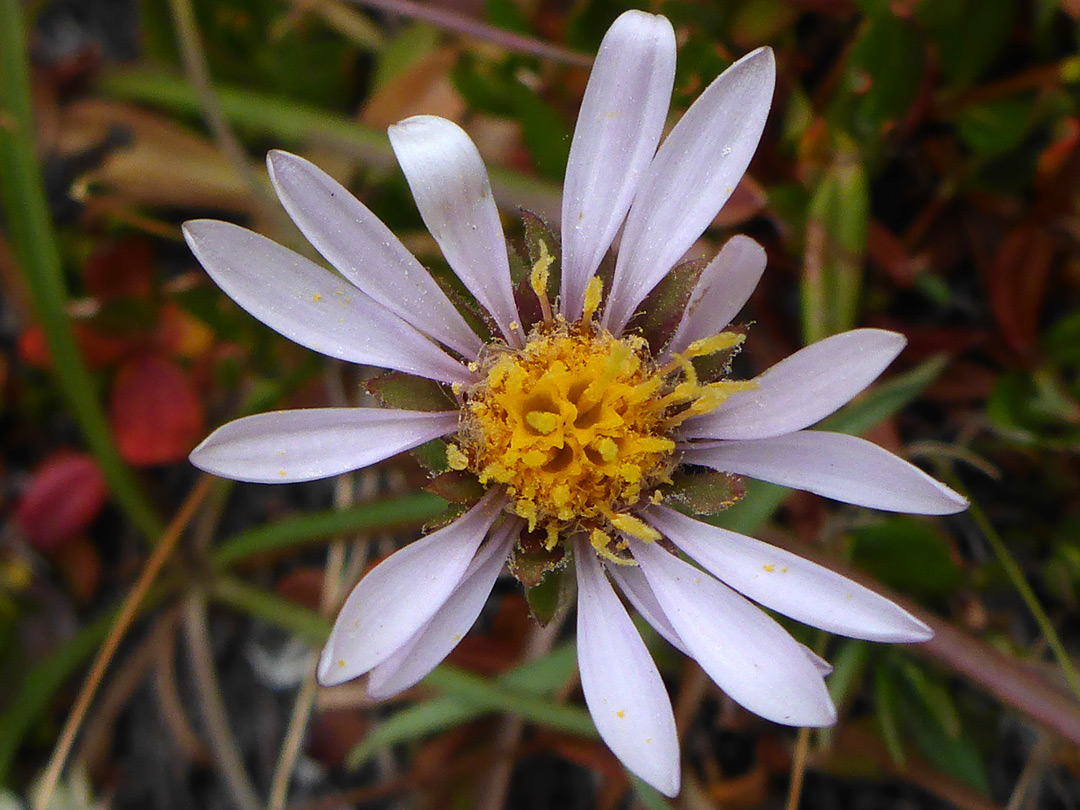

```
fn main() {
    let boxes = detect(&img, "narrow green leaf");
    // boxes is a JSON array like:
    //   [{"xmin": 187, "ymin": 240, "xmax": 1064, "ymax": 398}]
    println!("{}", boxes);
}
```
[
  {"xmin": 96, "ymin": 70, "xmax": 563, "ymax": 221},
  {"xmin": 873, "ymin": 665, "xmax": 906, "ymax": 767},
  {"xmin": 210, "ymin": 492, "xmax": 448, "ymax": 569},
  {"xmin": 423, "ymin": 666, "xmax": 595, "ymax": 736},
  {"xmin": 347, "ymin": 642, "xmax": 580, "ymax": 768},
  {"xmin": 0, "ymin": 0, "xmax": 163, "ymax": 543},
  {"xmin": 209, "ymin": 577, "xmax": 331, "ymax": 644},
  {"xmin": 827, "ymin": 640, "xmax": 871, "ymax": 709},
  {"xmin": 896, "ymin": 659, "xmax": 962, "ymax": 738},
  {"xmin": 0, "ymin": 587, "xmax": 171, "ymax": 785},
  {"xmin": 348, "ymin": 697, "xmax": 476, "ymax": 768},
  {"xmin": 802, "ymin": 146, "xmax": 869, "ymax": 343},
  {"xmin": 851, "ymin": 517, "xmax": 962, "ymax": 596},
  {"xmin": 955, "ymin": 99, "xmax": 1033, "ymax": 157},
  {"xmin": 628, "ymin": 775, "xmax": 675, "ymax": 810}
]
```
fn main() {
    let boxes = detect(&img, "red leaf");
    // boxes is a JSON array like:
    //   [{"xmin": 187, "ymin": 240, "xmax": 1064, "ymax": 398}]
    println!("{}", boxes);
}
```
[
  {"xmin": 19, "ymin": 322, "xmax": 134, "ymax": 370},
  {"xmin": 110, "ymin": 355, "xmax": 205, "ymax": 466},
  {"xmin": 986, "ymin": 226, "xmax": 1053, "ymax": 359},
  {"xmin": 15, "ymin": 452, "xmax": 107, "ymax": 550},
  {"xmin": 18, "ymin": 325, "xmax": 51, "ymax": 369},
  {"xmin": 82, "ymin": 238, "xmax": 155, "ymax": 302}
]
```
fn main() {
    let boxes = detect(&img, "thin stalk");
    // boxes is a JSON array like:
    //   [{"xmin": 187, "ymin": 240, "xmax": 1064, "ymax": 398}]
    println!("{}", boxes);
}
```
[
  {"xmin": 32, "ymin": 475, "xmax": 213, "ymax": 810},
  {"xmin": 182, "ymin": 594, "xmax": 263, "ymax": 810},
  {"xmin": 267, "ymin": 470, "xmax": 353, "ymax": 810},
  {"xmin": 349, "ymin": 0, "xmax": 592, "ymax": 67},
  {"xmin": 963, "ymin": 486, "xmax": 1080, "ymax": 702},
  {"xmin": 785, "ymin": 727, "xmax": 811, "ymax": 810},
  {"xmin": 165, "ymin": 0, "xmax": 291, "ymax": 234},
  {"xmin": 0, "ymin": 0, "xmax": 162, "ymax": 541}
]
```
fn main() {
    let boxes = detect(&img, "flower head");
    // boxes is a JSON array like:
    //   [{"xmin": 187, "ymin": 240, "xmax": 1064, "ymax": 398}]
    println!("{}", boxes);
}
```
[{"xmin": 185, "ymin": 9, "xmax": 966, "ymax": 797}]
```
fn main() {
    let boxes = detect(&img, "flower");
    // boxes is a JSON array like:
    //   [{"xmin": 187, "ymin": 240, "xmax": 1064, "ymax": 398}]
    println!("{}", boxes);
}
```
[{"xmin": 184, "ymin": 10, "xmax": 967, "ymax": 797}]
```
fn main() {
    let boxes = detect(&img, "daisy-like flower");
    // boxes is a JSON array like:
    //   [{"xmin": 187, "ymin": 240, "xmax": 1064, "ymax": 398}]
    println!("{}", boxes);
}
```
[{"xmin": 184, "ymin": 10, "xmax": 966, "ymax": 796}]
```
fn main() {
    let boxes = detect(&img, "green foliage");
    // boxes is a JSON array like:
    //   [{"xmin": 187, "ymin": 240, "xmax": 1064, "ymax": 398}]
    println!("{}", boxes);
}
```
[
  {"xmin": 6, "ymin": 0, "xmax": 1080, "ymax": 802},
  {"xmin": 850, "ymin": 517, "xmax": 963, "ymax": 597},
  {"xmin": 847, "ymin": 9, "xmax": 925, "ymax": 134},
  {"xmin": 452, "ymin": 57, "xmax": 571, "ymax": 181},
  {"xmin": 917, "ymin": 0, "xmax": 1017, "ymax": 91},
  {"xmin": 955, "ymin": 98, "xmax": 1035, "ymax": 157},
  {"xmin": 874, "ymin": 655, "xmax": 992, "ymax": 793},
  {"xmin": 802, "ymin": 145, "xmax": 869, "ymax": 342}
]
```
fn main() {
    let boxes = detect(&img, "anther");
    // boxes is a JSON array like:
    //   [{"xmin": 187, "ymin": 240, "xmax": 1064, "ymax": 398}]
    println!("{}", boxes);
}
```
[
  {"xmin": 530, "ymin": 242, "xmax": 555, "ymax": 323},
  {"xmin": 604, "ymin": 509, "xmax": 661, "ymax": 542},
  {"xmin": 582, "ymin": 276, "xmax": 603, "ymax": 322},
  {"xmin": 685, "ymin": 331, "xmax": 744, "ymax": 359}
]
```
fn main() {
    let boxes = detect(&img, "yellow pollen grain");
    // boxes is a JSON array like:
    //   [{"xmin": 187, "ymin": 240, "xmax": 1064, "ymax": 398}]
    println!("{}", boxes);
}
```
[
  {"xmin": 526, "ymin": 410, "xmax": 560, "ymax": 434},
  {"xmin": 313, "ymin": 292, "xmax": 323, "ymax": 302},
  {"xmin": 445, "ymin": 444, "xmax": 468, "ymax": 471},
  {"xmin": 762, "ymin": 563, "xmax": 775, "ymax": 572},
  {"xmin": 616, "ymin": 710, "xmax": 625, "ymax": 718}
]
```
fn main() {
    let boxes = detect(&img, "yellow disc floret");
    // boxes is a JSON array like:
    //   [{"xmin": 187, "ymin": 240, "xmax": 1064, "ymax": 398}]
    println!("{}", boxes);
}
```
[
  {"xmin": 451, "ymin": 262, "xmax": 755, "ymax": 563},
  {"xmin": 461, "ymin": 325, "xmax": 674, "ymax": 535}
]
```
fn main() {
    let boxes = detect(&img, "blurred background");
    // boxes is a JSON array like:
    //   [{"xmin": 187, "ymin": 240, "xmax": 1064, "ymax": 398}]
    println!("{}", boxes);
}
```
[{"xmin": 2, "ymin": 0, "xmax": 1080, "ymax": 808}]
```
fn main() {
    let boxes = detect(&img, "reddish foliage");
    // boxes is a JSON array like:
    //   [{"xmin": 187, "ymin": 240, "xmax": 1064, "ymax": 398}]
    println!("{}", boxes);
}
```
[
  {"xmin": 20, "ymin": 321, "xmax": 138, "ymax": 370},
  {"xmin": 82, "ymin": 238, "xmax": 155, "ymax": 302},
  {"xmin": 276, "ymin": 567, "xmax": 326, "ymax": 611},
  {"xmin": 17, "ymin": 325, "xmax": 51, "ymax": 368},
  {"xmin": 52, "ymin": 535, "xmax": 102, "ymax": 601},
  {"xmin": 109, "ymin": 354, "xmax": 205, "ymax": 466},
  {"xmin": 985, "ymin": 226, "xmax": 1054, "ymax": 360},
  {"xmin": 15, "ymin": 452, "xmax": 107, "ymax": 550},
  {"xmin": 307, "ymin": 709, "xmax": 370, "ymax": 769}
]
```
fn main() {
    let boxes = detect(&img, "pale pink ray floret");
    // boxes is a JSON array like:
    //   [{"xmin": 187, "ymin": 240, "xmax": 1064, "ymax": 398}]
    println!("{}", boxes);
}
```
[{"xmin": 183, "ymin": 9, "xmax": 966, "ymax": 797}]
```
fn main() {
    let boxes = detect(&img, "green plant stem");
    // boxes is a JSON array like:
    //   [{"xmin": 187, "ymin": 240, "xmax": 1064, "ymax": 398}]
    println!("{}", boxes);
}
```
[
  {"xmin": 0, "ymin": 0, "xmax": 163, "ymax": 541},
  {"xmin": 963, "ymin": 486, "xmax": 1080, "ymax": 702}
]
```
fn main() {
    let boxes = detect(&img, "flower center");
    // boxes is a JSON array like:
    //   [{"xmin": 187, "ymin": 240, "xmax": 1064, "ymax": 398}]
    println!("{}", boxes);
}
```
[
  {"xmin": 459, "ymin": 323, "xmax": 675, "ymax": 541},
  {"xmin": 449, "ymin": 266, "xmax": 754, "ymax": 563}
]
